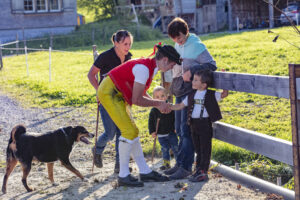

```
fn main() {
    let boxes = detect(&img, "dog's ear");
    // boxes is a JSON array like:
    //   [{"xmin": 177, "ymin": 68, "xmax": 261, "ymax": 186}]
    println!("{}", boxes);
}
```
[
  {"xmin": 73, "ymin": 126, "xmax": 88, "ymax": 133},
  {"xmin": 64, "ymin": 126, "xmax": 73, "ymax": 134}
]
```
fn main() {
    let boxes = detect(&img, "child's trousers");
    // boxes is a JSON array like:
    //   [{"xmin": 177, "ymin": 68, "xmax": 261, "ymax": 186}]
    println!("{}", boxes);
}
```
[{"xmin": 190, "ymin": 118, "xmax": 213, "ymax": 172}]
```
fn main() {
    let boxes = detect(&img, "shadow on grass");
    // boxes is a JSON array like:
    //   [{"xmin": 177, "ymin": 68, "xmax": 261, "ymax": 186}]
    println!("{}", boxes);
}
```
[{"xmin": 27, "ymin": 108, "xmax": 74, "ymax": 129}]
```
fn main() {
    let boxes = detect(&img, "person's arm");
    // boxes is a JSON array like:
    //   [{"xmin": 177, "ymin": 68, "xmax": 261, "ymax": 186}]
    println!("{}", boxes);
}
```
[
  {"xmin": 170, "ymin": 102, "xmax": 185, "ymax": 110},
  {"xmin": 87, "ymin": 65, "xmax": 100, "ymax": 91},
  {"xmin": 182, "ymin": 46, "xmax": 217, "ymax": 82},
  {"xmin": 131, "ymin": 64, "xmax": 171, "ymax": 113},
  {"xmin": 132, "ymin": 82, "xmax": 170, "ymax": 113},
  {"xmin": 144, "ymin": 92, "xmax": 152, "ymax": 99}
]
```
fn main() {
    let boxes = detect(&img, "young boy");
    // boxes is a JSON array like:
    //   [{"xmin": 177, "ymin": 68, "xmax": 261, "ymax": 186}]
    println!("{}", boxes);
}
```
[
  {"xmin": 165, "ymin": 17, "xmax": 217, "ymax": 180},
  {"xmin": 148, "ymin": 86, "xmax": 178, "ymax": 170},
  {"xmin": 170, "ymin": 69, "xmax": 228, "ymax": 182}
]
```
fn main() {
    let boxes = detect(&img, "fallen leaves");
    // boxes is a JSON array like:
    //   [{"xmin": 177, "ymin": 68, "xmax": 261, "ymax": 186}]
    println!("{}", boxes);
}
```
[
  {"xmin": 174, "ymin": 182, "xmax": 188, "ymax": 192},
  {"xmin": 266, "ymin": 193, "xmax": 284, "ymax": 200}
]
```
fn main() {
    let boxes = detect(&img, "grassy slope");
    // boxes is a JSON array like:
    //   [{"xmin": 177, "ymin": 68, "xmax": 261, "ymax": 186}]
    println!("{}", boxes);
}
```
[{"xmin": 1, "ymin": 27, "xmax": 300, "ymax": 171}]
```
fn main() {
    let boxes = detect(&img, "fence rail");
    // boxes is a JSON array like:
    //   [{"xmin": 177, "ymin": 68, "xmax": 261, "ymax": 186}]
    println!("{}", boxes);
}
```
[
  {"xmin": 213, "ymin": 71, "xmax": 290, "ymax": 98},
  {"xmin": 212, "ymin": 71, "xmax": 294, "ymax": 165},
  {"xmin": 211, "ymin": 65, "xmax": 300, "ymax": 199},
  {"xmin": 213, "ymin": 122, "xmax": 293, "ymax": 165}
]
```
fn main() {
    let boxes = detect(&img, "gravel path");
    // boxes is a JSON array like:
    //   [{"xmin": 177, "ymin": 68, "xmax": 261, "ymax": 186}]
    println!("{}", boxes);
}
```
[{"xmin": 0, "ymin": 91, "xmax": 269, "ymax": 200}]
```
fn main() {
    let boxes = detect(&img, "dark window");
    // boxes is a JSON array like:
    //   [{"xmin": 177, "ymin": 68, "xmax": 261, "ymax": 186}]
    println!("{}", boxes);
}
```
[
  {"xmin": 24, "ymin": 0, "xmax": 33, "ymax": 11},
  {"xmin": 23, "ymin": 0, "xmax": 62, "ymax": 13},
  {"xmin": 37, "ymin": 0, "xmax": 47, "ymax": 11},
  {"xmin": 203, "ymin": 0, "xmax": 216, "ymax": 5},
  {"xmin": 196, "ymin": 0, "xmax": 203, "ymax": 8},
  {"xmin": 50, "ymin": 0, "xmax": 59, "ymax": 10}
]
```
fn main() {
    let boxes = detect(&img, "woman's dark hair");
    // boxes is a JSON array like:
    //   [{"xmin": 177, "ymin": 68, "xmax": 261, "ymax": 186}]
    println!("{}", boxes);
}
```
[
  {"xmin": 155, "ymin": 45, "xmax": 181, "ymax": 65},
  {"xmin": 111, "ymin": 30, "xmax": 133, "ymax": 44},
  {"xmin": 194, "ymin": 69, "xmax": 213, "ymax": 87},
  {"xmin": 167, "ymin": 17, "xmax": 189, "ymax": 38}
]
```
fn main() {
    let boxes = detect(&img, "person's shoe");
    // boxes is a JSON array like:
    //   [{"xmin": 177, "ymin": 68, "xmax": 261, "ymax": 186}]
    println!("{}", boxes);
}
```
[
  {"xmin": 140, "ymin": 170, "xmax": 170, "ymax": 182},
  {"xmin": 164, "ymin": 165, "xmax": 179, "ymax": 175},
  {"xmin": 92, "ymin": 147, "xmax": 103, "ymax": 168},
  {"xmin": 128, "ymin": 174, "xmax": 138, "ymax": 182},
  {"xmin": 169, "ymin": 167, "xmax": 191, "ymax": 180},
  {"xmin": 159, "ymin": 160, "xmax": 171, "ymax": 171},
  {"xmin": 188, "ymin": 170, "xmax": 208, "ymax": 182},
  {"xmin": 114, "ymin": 162, "xmax": 133, "ymax": 174},
  {"xmin": 118, "ymin": 175, "xmax": 144, "ymax": 187}
]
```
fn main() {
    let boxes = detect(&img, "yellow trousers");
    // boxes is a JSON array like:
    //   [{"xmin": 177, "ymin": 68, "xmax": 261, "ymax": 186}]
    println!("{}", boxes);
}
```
[{"xmin": 97, "ymin": 76, "xmax": 139, "ymax": 140}]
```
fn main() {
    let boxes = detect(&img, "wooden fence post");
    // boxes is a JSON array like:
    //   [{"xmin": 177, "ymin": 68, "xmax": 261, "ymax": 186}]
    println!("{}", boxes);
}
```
[
  {"xmin": 16, "ymin": 33, "xmax": 19, "ymax": 56},
  {"xmin": 50, "ymin": 34, "xmax": 53, "ymax": 48},
  {"xmin": 289, "ymin": 63, "xmax": 300, "ymax": 200},
  {"xmin": 0, "ymin": 41, "xmax": 3, "ymax": 70},
  {"xmin": 235, "ymin": 163, "xmax": 239, "ymax": 171},
  {"xmin": 92, "ymin": 45, "xmax": 98, "ymax": 61},
  {"xmin": 25, "ymin": 45, "xmax": 29, "ymax": 76},
  {"xmin": 92, "ymin": 29, "xmax": 95, "ymax": 45},
  {"xmin": 277, "ymin": 177, "xmax": 282, "ymax": 186},
  {"xmin": 49, "ymin": 47, "xmax": 52, "ymax": 82}
]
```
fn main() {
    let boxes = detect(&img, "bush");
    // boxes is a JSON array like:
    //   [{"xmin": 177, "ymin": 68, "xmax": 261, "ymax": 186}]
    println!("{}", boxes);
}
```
[{"xmin": 239, "ymin": 160, "xmax": 293, "ymax": 185}]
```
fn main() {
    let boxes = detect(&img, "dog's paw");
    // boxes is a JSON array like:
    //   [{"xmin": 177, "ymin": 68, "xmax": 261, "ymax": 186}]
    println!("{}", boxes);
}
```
[
  {"xmin": 2, "ymin": 187, "xmax": 6, "ymax": 194},
  {"xmin": 52, "ymin": 182, "xmax": 58, "ymax": 186}
]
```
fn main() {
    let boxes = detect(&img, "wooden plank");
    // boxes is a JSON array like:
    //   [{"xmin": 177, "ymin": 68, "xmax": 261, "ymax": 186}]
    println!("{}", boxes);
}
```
[
  {"xmin": 212, "ymin": 71, "xmax": 290, "ymax": 99},
  {"xmin": 289, "ymin": 64, "xmax": 300, "ymax": 200},
  {"xmin": 213, "ymin": 122, "xmax": 293, "ymax": 166},
  {"xmin": 295, "ymin": 66, "xmax": 300, "ymax": 78}
]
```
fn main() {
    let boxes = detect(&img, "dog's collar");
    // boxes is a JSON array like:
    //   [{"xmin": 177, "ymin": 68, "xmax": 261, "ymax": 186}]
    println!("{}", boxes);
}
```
[{"xmin": 60, "ymin": 128, "xmax": 71, "ymax": 146}]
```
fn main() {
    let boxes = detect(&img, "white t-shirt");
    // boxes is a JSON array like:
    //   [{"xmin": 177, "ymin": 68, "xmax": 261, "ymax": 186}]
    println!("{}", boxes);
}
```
[
  {"xmin": 132, "ymin": 64, "xmax": 158, "ymax": 84},
  {"xmin": 183, "ymin": 90, "xmax": 221, "ymax": 118}
]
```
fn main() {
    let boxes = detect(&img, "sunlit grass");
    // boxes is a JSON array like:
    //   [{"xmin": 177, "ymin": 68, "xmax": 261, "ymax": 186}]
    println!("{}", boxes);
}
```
[{"xmin": 1, "ymin": 26, "xmax": 299, "ymax": 180}]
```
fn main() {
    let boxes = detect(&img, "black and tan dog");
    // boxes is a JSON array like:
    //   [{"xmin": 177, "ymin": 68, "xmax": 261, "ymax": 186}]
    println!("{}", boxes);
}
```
[{"xmin": 2, "ymin": 124, "xmax": 94, "ymax": 194}]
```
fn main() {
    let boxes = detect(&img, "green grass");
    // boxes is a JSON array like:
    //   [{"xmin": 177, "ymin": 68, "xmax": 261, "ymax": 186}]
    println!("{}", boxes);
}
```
[{"xmin": 1, "ymin": 26, "xmax": 300, "ymax": 186}]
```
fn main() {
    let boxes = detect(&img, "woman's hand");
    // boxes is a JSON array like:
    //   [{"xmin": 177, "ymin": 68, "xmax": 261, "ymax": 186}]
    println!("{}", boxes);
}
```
[
  {"xmin": 157, "ymin": 101, "xmax": 172, "ymax": 113},
  {"xmin": 182, "ymin": 70, "xmax": 192, "ymax": 82},
  {"xmin": 151, "ymin": 132, "xmax": 157, "ymax": 138}
]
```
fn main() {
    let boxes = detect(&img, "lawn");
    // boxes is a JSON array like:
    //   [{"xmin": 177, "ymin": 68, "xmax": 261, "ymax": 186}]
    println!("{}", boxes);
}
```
[{"xmin": 1, "ymin": 25, "xmax": 300, "ymax": 186}]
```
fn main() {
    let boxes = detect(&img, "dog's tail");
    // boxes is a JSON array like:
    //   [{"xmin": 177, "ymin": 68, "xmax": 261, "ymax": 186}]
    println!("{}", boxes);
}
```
[
  {"xmin": 7, "ymin": 125, "xmax": 26, "ymax": 159},
  {"xmin": 10, "ymin": 124, "xmax": 26, "ymax": 143}
]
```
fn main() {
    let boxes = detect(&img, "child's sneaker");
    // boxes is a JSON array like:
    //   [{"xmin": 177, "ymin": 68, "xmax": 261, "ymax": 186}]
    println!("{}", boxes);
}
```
[
  {"xmin": 159, "ymin": 160, "xmax": 171, "ymax": 170},
  {"xmin": 188, "ymin": 170, "xmax": 208, "ymax": 182}
]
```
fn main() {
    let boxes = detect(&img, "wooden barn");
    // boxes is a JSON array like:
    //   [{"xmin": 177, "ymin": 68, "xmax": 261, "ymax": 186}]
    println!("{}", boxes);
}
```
[
  {"xmin": 115, "ymin": 0, "xmax": 296, "ymax": 33},
  {"xmin": 0, "ymin": 0, "xmax": 78, "ymax": 43}
]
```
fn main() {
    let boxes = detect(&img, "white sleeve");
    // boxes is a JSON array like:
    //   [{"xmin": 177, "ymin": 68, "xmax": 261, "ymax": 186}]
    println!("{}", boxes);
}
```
[
  {"xmin": 164, "ymin": 70, "xmax": 173, "ymax": 83},
  {"xmin": 132, "ymin": 64, "xmax": 149, "ymax": 85},
  {"xmin": 182, "ymin": 96, "xmax": 188, "ymax": 106},
  {"xmin": 215, "ymin": 92, "xmax": 222, "ymax": 102}
]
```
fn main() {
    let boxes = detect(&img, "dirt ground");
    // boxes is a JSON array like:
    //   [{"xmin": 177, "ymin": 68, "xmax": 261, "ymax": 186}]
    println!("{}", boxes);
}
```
[{"xmin": 0, "ymin": 91, "xmax": 269, "ymax": 200}]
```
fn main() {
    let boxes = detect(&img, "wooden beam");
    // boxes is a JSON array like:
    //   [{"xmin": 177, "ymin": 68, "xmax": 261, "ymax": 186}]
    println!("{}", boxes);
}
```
[
  {"xmin": 213, "ymin": 122, "xmax": 293, "ymax": 166},
  {"xmin": 269, "ymin": 0, "xmax": 274, "ymax": 28},
  {"xmin": 212, "ymin": 71, "xmax": 290, "ymax": 99},
  {"xmin": 289, "ymin": 64, "xmax": 300, "ymax": 200}
]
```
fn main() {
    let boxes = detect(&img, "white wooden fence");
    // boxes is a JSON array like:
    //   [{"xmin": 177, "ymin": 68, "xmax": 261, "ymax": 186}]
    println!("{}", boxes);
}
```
[
  {"xmin": 212, "ymin": 71, "xmax": 292, "ymax": 165},
  {"xmin": 212, "ymin": 65, "xmax": 300, "ymax": 199}
]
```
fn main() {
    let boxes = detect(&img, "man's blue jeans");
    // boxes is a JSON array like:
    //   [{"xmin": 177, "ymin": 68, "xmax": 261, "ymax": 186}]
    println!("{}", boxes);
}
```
[
  {"xmin": 158, "ymin": 132, "xmax": 179, "ymax": 161},
  {"xmin": 96, "ymin": 104, "xmax": 121, "ymax": 163},
  {"xmin": 175, "ymin": 95, "xmax": 194, "ymax": 171}
]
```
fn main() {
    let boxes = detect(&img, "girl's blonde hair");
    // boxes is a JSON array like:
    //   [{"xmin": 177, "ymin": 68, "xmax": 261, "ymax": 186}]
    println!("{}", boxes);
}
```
[{"xmin": 152, "ymin": 86, "xmax": 166, "ymax": 97}]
